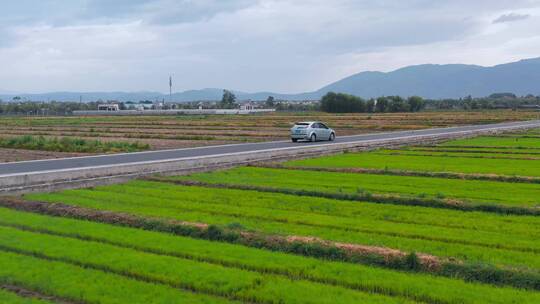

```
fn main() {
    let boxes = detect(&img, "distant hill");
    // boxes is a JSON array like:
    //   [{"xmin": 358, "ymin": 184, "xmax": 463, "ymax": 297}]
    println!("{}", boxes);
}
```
[
  {"xmin": 317, "ymin": 57, "xmax": 540, "ymax": 99},
  {"xmin": 1, "ymin": 57, "xmax": 539, "ymax": 102}
]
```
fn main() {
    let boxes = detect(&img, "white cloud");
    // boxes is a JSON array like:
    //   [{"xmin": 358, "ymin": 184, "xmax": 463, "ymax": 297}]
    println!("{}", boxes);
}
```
[{"xmin": 0, "ymin": 0, "xmax": 539, "ymax": 93}]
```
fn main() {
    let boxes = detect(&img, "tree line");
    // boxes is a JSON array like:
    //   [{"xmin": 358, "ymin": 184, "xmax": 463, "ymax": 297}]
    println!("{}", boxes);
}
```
[
  {"xmin": 1, "ymin": 91, "xmax": 538, "ymax": 115},
  {"xmin": 0, "ymin": 101, "xmax": 99, "ymax": 115},
  {"xmin": 424, "ymin": 93, "xmax": 540, "ymax": 110},
  {"xmin": 320, "ymin": 92, "xmax": 425, "ymax": 113},
  {"xmin": 319, "ymin": 92, "xmax": 540, "ymax": 113}
]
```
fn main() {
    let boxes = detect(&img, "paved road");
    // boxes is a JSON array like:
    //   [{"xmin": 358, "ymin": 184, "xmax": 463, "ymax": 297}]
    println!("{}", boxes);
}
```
[{"xmin": 1, "ymin": 119, "xmax": 539, "ymax": 176}]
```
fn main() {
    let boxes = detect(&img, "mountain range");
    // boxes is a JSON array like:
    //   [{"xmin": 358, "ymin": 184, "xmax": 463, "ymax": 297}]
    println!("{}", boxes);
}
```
[{"xmin": 1, "ymin": 57, "xmax": 539, "ymax": 102}]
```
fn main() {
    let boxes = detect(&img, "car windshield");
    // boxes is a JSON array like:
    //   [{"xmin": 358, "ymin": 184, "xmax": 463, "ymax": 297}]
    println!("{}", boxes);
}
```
[{"xmin": 294, "ymin": 122, "xmax": 309, "ymax": 128}]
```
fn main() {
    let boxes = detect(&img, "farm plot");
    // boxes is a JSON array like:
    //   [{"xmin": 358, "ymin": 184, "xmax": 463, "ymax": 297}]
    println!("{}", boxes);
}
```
[
  {"xmin": 285, "ymin": 128, "xmax": 540, "ymax": 179},
  {"xmin": 284, "ymin": 149, "xmax": 540, "ymax": 177},
  {"xmin": 0, "ymin": 110, "xmax": 537, "ymax": 162},
  {"xmin": 167, "ymin": 166, "xmax": 540, "ymax": 210},
  {"xmin": 438, "ymin": 136, "xmax": 540, "ymax": 149},
  {"xmin": 24, "ymin": 181, "xmax": 540, "ymax": 271},
  {"xmin": 1, "ymin": 207, "xmax": 538, "ymax": 304}
]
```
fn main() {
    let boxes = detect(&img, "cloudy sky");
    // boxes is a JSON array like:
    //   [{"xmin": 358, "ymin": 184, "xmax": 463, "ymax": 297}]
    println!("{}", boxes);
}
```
[{"xmin": 1, "ymin": 0, "xmax": 539, "ymax": 93}]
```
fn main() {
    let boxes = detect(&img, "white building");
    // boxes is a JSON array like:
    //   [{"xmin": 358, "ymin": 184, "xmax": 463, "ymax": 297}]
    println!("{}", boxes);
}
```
[
  {"xmin": 97, "ymin": 104, "xmax": 120, "ymax": 111},
  {"xmin": 240, "ymin": 102, "xmax": 255, "ymax": 110}
]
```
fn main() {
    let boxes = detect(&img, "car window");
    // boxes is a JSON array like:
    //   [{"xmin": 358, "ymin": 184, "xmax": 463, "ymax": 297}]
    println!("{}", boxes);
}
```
[
  {"xmin": 311, "ymin": 123, "xmax": 320, "ymax": 128},
  {"xmin": 319, "ymin": 123, "xmax": 328, "ymax": 129}
]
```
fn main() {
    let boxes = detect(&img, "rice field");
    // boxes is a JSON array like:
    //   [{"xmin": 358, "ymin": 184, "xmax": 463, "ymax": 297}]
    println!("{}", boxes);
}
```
[
  {"xmin": 1, "ymin": 127, "xmax": 540, "ymax": 302},
  {"xmin": 0, "ymin": 110, "xmax": 538, "ymax": 162}
]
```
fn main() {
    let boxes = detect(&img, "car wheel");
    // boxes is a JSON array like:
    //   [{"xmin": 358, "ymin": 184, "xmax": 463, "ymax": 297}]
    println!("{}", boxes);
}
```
[
  {"xmin": 310, "ymin": 133, "xmax": 316, "ymax": 142},
  {"xmin": 292, "ymin": 138, "xmax": 298, "ymax": 142},
  {"xmin": 329, "ymin": 133, "xmax": 335, "ymax": 141}
]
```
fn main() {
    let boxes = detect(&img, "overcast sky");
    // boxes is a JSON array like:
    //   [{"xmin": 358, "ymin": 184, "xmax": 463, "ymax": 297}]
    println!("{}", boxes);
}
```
[{"xmin": 1, "ymin": 0, "xmax": 539, "ymax": 93}]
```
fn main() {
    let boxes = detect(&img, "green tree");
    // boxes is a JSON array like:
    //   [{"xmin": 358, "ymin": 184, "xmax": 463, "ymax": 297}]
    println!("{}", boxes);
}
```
[
  {"xmin": 220, "ymin": 90, "xmax": 237, "ymax": 109},
  {"xmin": 366, "ymin": 99, "xmax": 375, "ymax": 113},
  {"xmin": 388, "ymin": 96, "xmax": 409, "ymax": 112},
  {"xmin": 320, "ymin": 92, "xmax": 365, "ymax": 113},
  {"xmin": 375, "ymin": 97, "xmax": 389, "ymax": 112},
  {"xmin": 407, "ymin": 96, "xmax": 424, "ymax": 112},
  {"xmin": 265, "ymin": 96, "xmax": 275, "ymax": 108}
]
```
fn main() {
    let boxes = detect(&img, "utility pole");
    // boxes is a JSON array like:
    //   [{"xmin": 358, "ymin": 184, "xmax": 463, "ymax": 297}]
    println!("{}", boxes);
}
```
[{"xmin": 169, "ymin": 75, "xmax": 172, "ymax": 103}]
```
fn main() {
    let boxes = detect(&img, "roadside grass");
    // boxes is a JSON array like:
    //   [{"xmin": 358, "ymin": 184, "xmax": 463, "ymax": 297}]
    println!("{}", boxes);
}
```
[
  {"xmin": 24, "ymin": 181, "xmax": 540, "ymax": 271},
  {"xmin": 0, "ymin": 288, "xmax": 53, "ymax": 304},
  {"xmin": 0, "ymin": 135, "xmax": 149, "ymax": 153},
  {"xmin": 0, "ymin": 250, "xmax": 235, "ymax": 304},
  {"xmin": 169, "ymin": 166, "xmax": 540, "ymax": 209},
  {"xmin": 1, "ymin": 207, "xmax": 539, "ymax": 304},
  {"xmin": 284, "ymin": 149, "xmax": 540, "ymax": 177}
]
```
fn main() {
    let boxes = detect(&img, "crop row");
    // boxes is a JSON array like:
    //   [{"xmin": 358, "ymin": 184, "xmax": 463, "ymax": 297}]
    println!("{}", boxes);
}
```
[
  {"xmin": 0, "ymin": 131, "xmax": 233, "ymax": 143},
  {"xmin": 255, "ymin": 163, "xmax": 540, "ymax": 185},
  {"xmin": 0, "ymin": 224, "xmax": 419, "ymax": 304},
  {"xmin": 487, "ymin": 134, "xmax": 540, "ymax": 139},
  {"xmin": 169, "ymin": 166, "xmax": 540, "ymax": 209},
  {"xmin": 415, "ymin": 146, "xmax": 540, "ymax": 155},
  {"xmin": 24, "ymin": 180, "xmax": 540, "ymax": 271},
  {"xmin": 0, "ymin": 249, "xmax": 235, "ymax": 304},
  {"xmin": 0, "ymin": 125, "xmax": 285, "ymax": 136},
  {"xmin": 283, "ymin": 149, "xmax": 540, "ymax": 177},
  {"xmin": 154, "ymin": 175, "xmax": 540, "ymax": 216},
  {"xmin": 380, "ymin": 147, "xmax": 540, "ymax": 159},
  {"xmin": 0, "ymin": 128, "xmax": 279, "ymax": 140},
  {"xmin": 1, "ymin": 206, "xmax": 539, "ymax": 304},
  {"xmin": 383, "ymin": 149, "xmax": 540, "ymax": 159},
  {"xmin": 9, "ymin": 196, "xmax": 540, "ymax": 290},
  {"xmin": 438, "ymin": 136, "xmax": 540, "ymax": 149}
]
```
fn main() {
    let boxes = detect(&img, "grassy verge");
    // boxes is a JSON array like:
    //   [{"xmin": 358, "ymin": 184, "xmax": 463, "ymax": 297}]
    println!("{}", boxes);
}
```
[
  {"xmin": 1, "ymin": 207, "xmax": 537, "ymax": 304},
  {"xmin": 0, "ymin": 135, "xmax": 149, "ymax": 153}
]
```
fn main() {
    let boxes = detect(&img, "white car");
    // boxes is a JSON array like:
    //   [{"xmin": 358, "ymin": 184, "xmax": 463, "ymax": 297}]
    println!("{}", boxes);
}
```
[{"xmin": 290, "ymin": 121, "xmax": 336, "ymax": 142}]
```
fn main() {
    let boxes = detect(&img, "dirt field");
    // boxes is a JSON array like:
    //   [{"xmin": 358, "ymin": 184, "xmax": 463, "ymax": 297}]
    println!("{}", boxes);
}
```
[
  {"xmin": 0, "ymin": 110, "xmax": 538, "ymax": 162},
  {"xmin": 0, "ymin": 148, "xmax": 89, "ymax": 163}
]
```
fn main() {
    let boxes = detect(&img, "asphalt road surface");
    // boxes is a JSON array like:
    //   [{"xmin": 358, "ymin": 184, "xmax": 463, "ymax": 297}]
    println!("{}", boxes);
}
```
[{"xmin": 1, "ymin": 119, "xmax": 539, "ymax": 176}]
